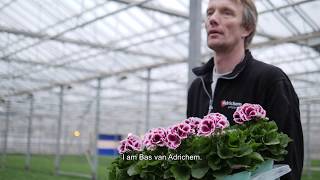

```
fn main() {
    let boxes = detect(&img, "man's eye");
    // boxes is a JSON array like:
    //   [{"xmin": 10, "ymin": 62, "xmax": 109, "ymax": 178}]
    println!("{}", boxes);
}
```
[
  {"xmin": 207, "ymin": 11, "xmax": 214, "ymax": 16},
  {"xmin": 223, "ymin": 10, "xmax": 233, "ymax": 16}
]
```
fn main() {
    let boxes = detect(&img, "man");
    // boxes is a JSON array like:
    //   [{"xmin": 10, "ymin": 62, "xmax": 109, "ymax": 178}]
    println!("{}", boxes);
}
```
[{"xmin": 187, "ymin": 0, "xmax": 304, "ymax": 179}]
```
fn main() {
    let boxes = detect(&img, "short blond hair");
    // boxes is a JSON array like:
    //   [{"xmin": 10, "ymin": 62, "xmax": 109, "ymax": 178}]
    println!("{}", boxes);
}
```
[{"xmin": 239, "ymin": 0, "xmax": 258, "ymax": 48}]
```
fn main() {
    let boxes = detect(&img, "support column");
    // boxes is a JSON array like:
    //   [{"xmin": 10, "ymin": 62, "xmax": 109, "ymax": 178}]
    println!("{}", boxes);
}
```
[
  {"xmin": 1, "ymin": 100, "xmax": 10, "ymax": 168},
  {"xmin": 55, "ymin": 86, "xmax": 64, "ymax": 175},
  {"xmin": 187, "ymin": 0, "xmax": 202, "ymax": 88},
  {"xmin": 25, "ymin": 94, "xmax": 34, "ymax": 170},
  {"xmin": 145, "ymin": 68, "xmax": 151, "ymax": 132},
  {"xmin": 92, "ymin": 78, "xmax": 102, "ymax": 180},
  {"xmin": 306, "ymin": 103, "xmax": 311, "ymax": 176}
]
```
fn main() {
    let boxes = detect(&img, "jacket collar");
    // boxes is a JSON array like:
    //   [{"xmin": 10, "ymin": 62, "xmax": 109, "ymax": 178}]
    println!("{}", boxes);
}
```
[{"xmin": 192, "ymin": 49, "xmax": 252, "ymax": 82}]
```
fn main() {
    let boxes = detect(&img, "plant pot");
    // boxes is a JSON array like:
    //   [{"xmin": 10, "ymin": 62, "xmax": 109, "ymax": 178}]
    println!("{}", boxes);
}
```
[
  {"xmin": 251, "ymin": 159, "xmax": 274, "ymax": 176},
  {"xmin": 216, "ymin": 171, "xmax": 251, "ymax": 180}
]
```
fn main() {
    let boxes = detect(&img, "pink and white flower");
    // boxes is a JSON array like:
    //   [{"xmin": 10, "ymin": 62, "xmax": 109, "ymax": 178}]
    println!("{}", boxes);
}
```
[
  {"xmin": 117, "ymin": 140, "xmax": 127, "ymax": 154},
  {"xmin": 166, "ymin": 130, "xmax": 181, "ymax": 149},
  {"xmin": 183, "ymin": 117, "xmax": 201, "ymax": 135},
  {"xmin": 165, "ymin": 122, "xmax": 192, "ymax": 149},
  {"xmin": 204, "ymin": 113, "xmax": 229, "ymax": 130},
  {"xmin": 233, "ymin": 103, "xmax": 266, "ymax": 124},
  {"xmin": 143, "ymin": 128, "xmax": 167, "ymax": 150},
  {"xmin": 198, "ymin": 117, "xmax": 216, "ymax": 136},
  {"xmin": 168, "ymin": 122, "xmax": 192, "ymax": 139},
  {"xmin": 117, "ymin": 133, "xmax": 142, "ymax": 154}
]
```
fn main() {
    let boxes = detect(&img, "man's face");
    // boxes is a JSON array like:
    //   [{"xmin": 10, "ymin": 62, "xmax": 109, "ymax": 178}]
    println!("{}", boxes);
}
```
[{"xmin": 205, "ymin": 0, "xmax": 250, "ymax": 51}]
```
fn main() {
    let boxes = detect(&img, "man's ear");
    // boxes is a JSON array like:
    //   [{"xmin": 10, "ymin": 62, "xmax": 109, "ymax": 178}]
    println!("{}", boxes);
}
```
[{"xmin": 241, "ymin": 25, "xmax": 252, "ymax": 39}]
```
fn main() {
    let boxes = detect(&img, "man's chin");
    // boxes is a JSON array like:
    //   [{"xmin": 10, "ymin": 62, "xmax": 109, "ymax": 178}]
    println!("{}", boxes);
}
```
[{"xmin": 207, "ymin": 42, "xmax": 223, "ymax": 51}]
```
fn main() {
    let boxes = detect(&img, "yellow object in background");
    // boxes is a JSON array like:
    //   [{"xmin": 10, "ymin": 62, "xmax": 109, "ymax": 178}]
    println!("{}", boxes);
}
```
[{"xmin": 73, "ymin": 130, "xmax": 81, "ymax": 137}]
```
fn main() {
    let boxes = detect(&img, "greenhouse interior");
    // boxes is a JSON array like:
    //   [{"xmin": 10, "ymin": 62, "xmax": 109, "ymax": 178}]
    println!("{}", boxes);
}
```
[{"xmin": 0, "ymin": 0, "xmax": 320, "ymax": 179}]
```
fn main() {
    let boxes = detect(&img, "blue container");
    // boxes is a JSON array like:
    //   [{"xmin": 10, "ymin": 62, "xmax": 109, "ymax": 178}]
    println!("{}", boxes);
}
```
[
  {"xmin": 97, "ymin": 134, "xmax": 122, "ymax": 156},
  {"xmin": 216, "ymin": 171, "xmax": 251, "ymax": 180}
]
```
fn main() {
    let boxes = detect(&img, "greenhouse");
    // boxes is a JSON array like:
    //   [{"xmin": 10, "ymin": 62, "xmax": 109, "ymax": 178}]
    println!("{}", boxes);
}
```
[{"xmin": 0, "ymin": 0, "xmax": 320, "ymax": 179}]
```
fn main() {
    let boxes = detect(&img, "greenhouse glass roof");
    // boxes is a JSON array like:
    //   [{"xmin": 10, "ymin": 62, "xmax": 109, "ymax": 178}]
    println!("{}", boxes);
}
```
[{"xmin": 0, "ymin": 0, "xmax": 320, "ymax": 134}]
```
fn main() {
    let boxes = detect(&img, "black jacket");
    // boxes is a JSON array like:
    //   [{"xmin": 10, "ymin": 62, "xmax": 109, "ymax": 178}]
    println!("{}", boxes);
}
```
[{"xmin": 187, "ymin": 50, "xmax": 304, "ymax": 180}]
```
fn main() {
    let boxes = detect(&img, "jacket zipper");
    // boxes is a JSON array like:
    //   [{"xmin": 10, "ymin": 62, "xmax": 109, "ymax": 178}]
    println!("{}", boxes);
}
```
[
  {"xmin": 200, "ymin": 77, "xmax": 213, "ymax": 114},
  {"xmin": 199, "ymin": 69, "xmax": 241, "ymax": 114}
]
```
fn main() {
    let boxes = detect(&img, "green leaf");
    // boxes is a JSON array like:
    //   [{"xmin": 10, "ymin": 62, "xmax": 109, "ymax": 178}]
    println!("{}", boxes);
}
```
[
  {"xmin": 140, "ymin": 172, "xmax": 156, "ymax": 180},
  {"xmin": 208, "ymin": 154, "xmax": 221, "ymax": 171},
  {"xmin": 249, "ymin": 141, "xmax": 263, "ymax": 150},
  {"xmin": 148, "ymin": 160, "xmax": 162, "ymax": 166},
  {"xmin": 217, "ymin": 144, "xmax": 234, "ymax": 159},
  {"xmin": 108, "ymin": 166, "xmax": 116, "ymax": 180},
  {"xmin": 279, "ymin": 133, "xmax": 292, "ymax": 147},
  {"xmin": 266, "ymin": 121, "xmax": 278, "ymax": 132},
  {"xmin": 248, "ymin": 152, "xmax": 264, "ymax": 162},
  {"xmin": 164, "ymin": 169, "xmax": 174, "ymax": 179},
  {"xmin": 264, "ymin": 138, "xmax": 280, "ymax": 145},
  {"xmin": 191, "ymin": 161, "xmax": 209, "ymax": 179},
  {"xmin": 170, "ymin": 165, "xmax": 190, "ymax": 180},
  {"xmin": 208, "ymin": 161, "xmax": 220, "ymax": 171},
  {"xmin": 118, "ymin": 168, "xmax": 131, "ymax": 180},
  {"xmin": 226, "ymin": 157, "xmax": 251, "ymax": 169},
  {"xmin": 236, "ymin": 144, "xmax": 253, "ymax": 157},
  {"xmin": 264, "ymin": 132, "xmax": 280, "ymax": 145},
  {"xmin": 211, "ymin": 165, "xmax": 232, "ymax": 177},
  {"xmin": 127, "ymin": 163, "xmax": 139, "ymax": 176},
  {"xmin": 192, "ymin": 137, "xmax": 212, "ymax": 154}
]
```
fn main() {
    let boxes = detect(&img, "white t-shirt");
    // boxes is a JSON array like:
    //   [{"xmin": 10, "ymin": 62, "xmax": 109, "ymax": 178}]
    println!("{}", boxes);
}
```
[{"xmin": 211, "ymin": 67, "xmax": 231, "ymax": 98}]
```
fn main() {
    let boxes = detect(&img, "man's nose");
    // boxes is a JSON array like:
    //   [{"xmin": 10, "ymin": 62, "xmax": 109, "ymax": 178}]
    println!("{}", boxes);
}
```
[{"xmin": 208, "ymin": 12, "xmax": 219, "ymax": 26}]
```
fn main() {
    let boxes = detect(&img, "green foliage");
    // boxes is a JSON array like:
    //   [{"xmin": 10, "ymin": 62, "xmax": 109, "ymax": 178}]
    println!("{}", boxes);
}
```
[
  {"xmin": 191, "ymin": 160, "xmax": 209, "ymax": 179},
  {"xmin": 241, "ymin": 119, "xmax": 292, "ymax": 161},
  {"xmin": 170, "ymin": 165, "xmax": 190, "ymax": 180},
  {"xmin": 108, "ymin": 118, "xmax": 292, "ymax": 180}
]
